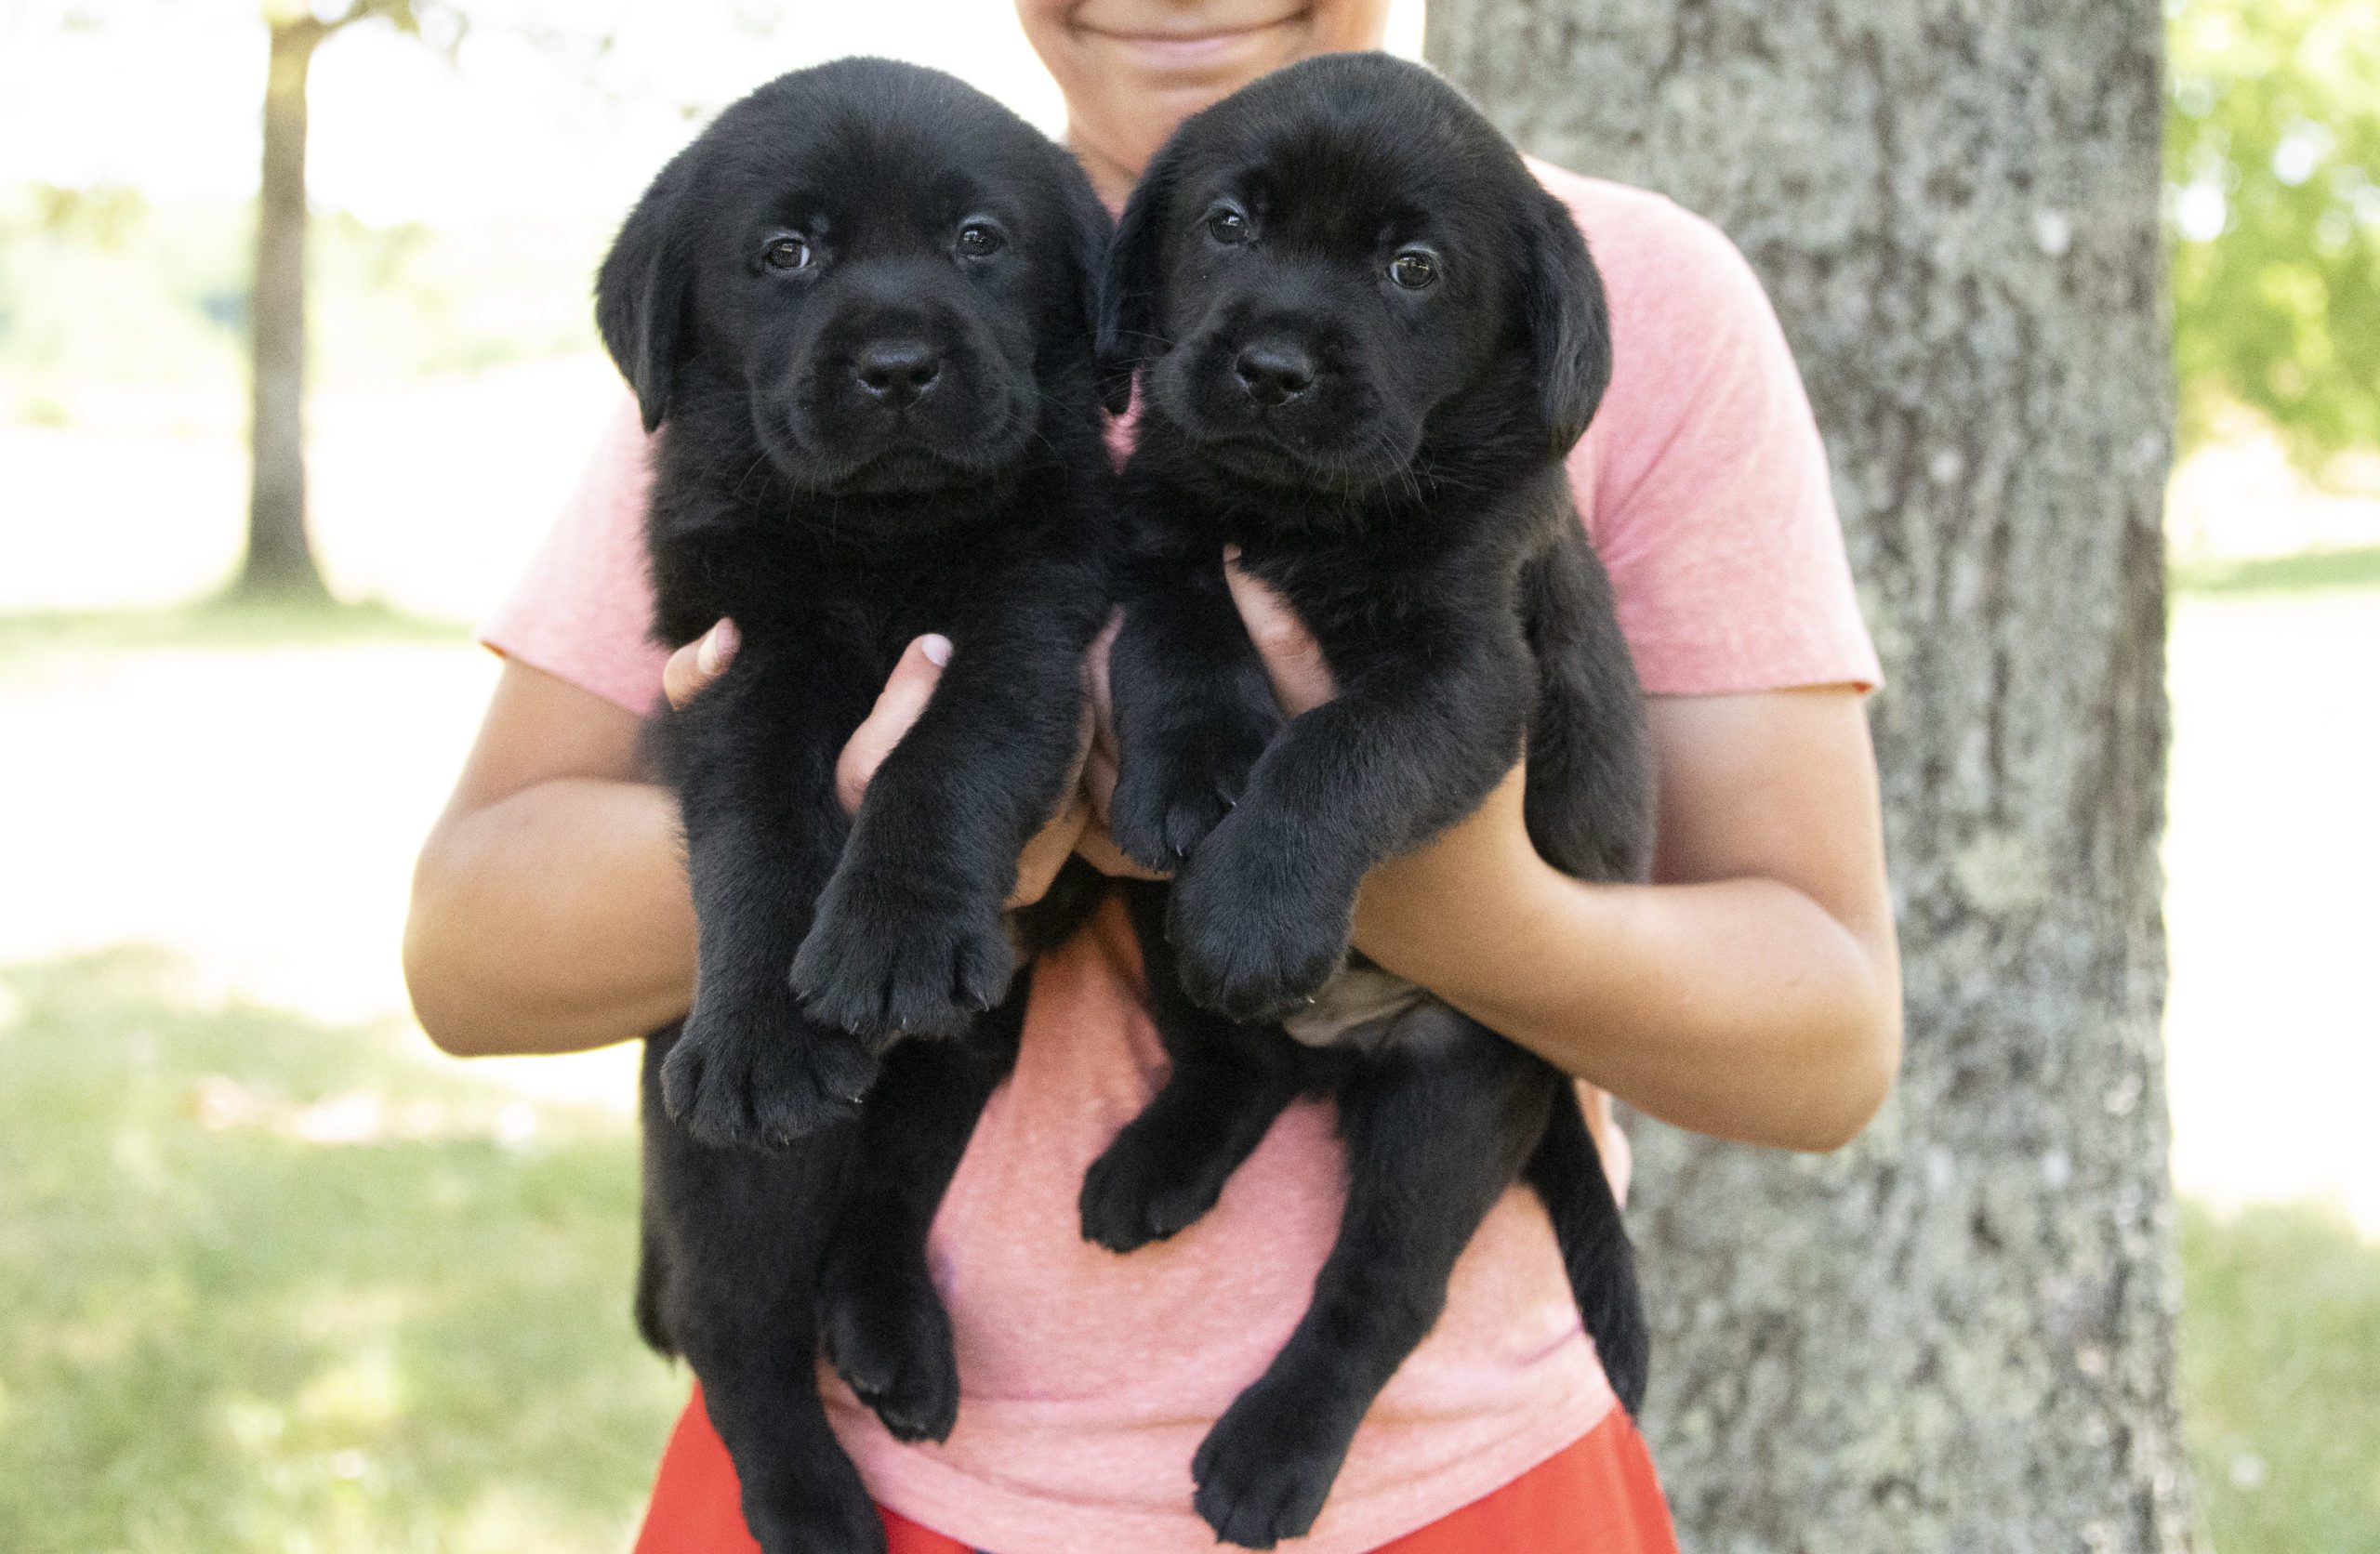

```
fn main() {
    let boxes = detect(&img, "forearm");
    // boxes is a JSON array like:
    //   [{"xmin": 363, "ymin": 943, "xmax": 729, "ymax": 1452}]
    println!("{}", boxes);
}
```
[
  {"xmin": 1354, "ymin": 795, "xmax": 1901, "ymax": 1152},
  {"xmin": 404, "ymin": 778, "xmax": 697, "ymax": 1056}
]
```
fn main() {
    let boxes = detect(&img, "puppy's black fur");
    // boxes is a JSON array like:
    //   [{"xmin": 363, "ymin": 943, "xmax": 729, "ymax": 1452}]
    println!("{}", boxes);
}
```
[
  {"xmin": 1092, "ymin": 54, "xmax": 1655, "ymax": 1547},
  {"xmin": 598, "ymin": 59, "xmax": 1113, "ymax": 1554}
]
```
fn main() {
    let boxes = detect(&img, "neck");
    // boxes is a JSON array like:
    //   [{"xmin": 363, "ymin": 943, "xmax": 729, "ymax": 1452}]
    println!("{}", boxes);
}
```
[{"xmin": 1064, "ymin": 126, "xmax": 1143, "ymax": 213}]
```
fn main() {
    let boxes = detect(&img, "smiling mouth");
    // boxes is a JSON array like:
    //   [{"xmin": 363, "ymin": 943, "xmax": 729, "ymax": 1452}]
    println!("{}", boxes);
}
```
[{"xmin": 1078, "ymin": 12, "xmax": 1307, "ymax": 71}]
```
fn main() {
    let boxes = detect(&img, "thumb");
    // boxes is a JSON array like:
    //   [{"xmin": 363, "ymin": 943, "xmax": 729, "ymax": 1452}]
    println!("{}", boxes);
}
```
[
  {"xmin": 835, "ymin": 633, "xmax": 952, "ymax": 814},
  {"xmin": 1223, "ymin": 548, "xmax": 1338, "ymax": 716},
  {"xmin": 662, "ymin": 618, "xmax": 739, "ymax": 710}
]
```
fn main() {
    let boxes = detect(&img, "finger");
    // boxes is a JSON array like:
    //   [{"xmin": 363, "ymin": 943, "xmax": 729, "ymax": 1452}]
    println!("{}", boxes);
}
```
[
  {"xmin": 1223, "ymin": 548, "xmax": 1339, "ymax": 715},
  {"xmin": 834, "ymin": 633, "xmax": 952, "ymax": 815},
  {"xmin": 662, "ymin": 618, "xmax": 739, "ymax": 710},
  {"xmin": 1086, "ymin": 607, "xmax": 1124, "ymax": 762},
  {"xmin": 1075, "ymin": 819, "xmax": 1170, "ymax": 881},
  {"xmin": 1083, "ymin": 737, "xmax": 1119, "ymax": 821},
  {"xmin": 1009, "ymin": 796, "xmax": 1092, "ymax": 908}
]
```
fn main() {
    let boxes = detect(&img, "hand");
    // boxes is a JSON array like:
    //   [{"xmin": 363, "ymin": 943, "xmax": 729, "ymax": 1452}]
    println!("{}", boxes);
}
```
[
  {"xmin": 1076, "ymin": 612, "xmax": 1170, "ymax": 881},
  {"xmin": 663, "ymin": 619, "xmax": 1093, "ymax": 910},
  {"xmin": 1218, "ymin": 547, "xmax": 1340, "ymax": 713},
  {"xmin": 1073, "ymin": 554, "xmax": 1344, "ymax": 875},
  {"xmin": 1208, "ymin": 555, "xmax": 1542, "ymax": 979}
]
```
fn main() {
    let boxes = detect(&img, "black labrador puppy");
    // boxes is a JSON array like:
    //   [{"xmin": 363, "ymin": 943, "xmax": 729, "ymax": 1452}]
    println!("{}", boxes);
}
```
[
  {"xmin": 1090, "ymin": 53, "xmax": 1655, "ymax": 1547},
  {"xmin": 596, "ymin": 59, "xmax": 1113, "ymax": 1554}
]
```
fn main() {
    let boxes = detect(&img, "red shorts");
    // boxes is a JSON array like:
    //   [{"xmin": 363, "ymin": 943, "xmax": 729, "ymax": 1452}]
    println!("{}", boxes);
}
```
[{"xmin": 635, "ymin": 1386, "xmax": 1680, "ymax": 1554}]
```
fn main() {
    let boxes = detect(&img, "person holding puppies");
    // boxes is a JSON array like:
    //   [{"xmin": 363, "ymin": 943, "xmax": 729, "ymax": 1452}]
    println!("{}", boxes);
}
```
[{"xmin": 404, "ymin": 3, "xmax": 1901, "ymax": 1550}]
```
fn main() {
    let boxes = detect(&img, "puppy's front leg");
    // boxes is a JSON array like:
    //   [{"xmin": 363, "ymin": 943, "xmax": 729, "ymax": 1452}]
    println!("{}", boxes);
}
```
[
  {"xmin": 661, "ymin": 636, "xmax": 884, "ymax": 1148},
  {"xmin": 1105, "ymin": 550, "xmax": 1283, "ymax": 871},
  {"xmin": 1168, "ymin": 610, "xmax": 1530, "ymax": 1022},
  {"xmin": 793, "ymin": 560, "xmax": 1102, "ymax": 1043}
]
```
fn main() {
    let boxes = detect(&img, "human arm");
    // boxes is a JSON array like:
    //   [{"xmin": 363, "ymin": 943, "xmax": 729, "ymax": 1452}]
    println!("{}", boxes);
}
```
[
  {"xmin": 403, "ymin": 660, "xmax": 697, "ymax": 1057},
  {"xmin": 1214, "ymin": 563, "xmax": 1902, "ymax": 1153},
  {"xmin": 403, "ymin": 626, "xmax": 1095, "ymax": 1058}
]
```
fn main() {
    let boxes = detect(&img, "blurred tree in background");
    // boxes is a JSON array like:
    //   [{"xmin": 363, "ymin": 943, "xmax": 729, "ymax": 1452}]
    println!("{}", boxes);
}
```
[
  {"xmin": 1434, "ymin": 0, "xmax": 2190, "ymax": 1547},
  {"xmin": 2168, "ymin": 0, "xmax": 2380, "ymax": 472},
  {"xmin": 242, "ymin": 0, "xmax": 463, "ymax": 600}
]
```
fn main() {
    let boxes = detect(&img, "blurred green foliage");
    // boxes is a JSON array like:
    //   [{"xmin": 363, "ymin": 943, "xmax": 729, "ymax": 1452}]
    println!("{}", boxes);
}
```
[
  {"xmin": 0, "ymin": 598, "xmax": 468, "ymax": 665},
  {"xmin": 6, "ymin": 4, "xmax": 2376, "ymax": 480},
  {"xmin": 0, "ymin": 181, "xmax": 607, "ymax": 416},
  {"xmin": 2169, "ymin": 0, "xmax": 2380, "ymax": 468},
  {"xmin": 2171, "ymin": 543, "xmax": 2380, "ymax": 596}
]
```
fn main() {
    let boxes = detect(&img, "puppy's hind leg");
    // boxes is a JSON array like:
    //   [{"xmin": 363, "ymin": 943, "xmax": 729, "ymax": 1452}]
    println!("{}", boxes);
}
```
[
  {"xmin": 1190, "ymin": 1015, "xmax": 1547, "ymax": 1549},
  {"xmin": 1079, "ymin": 881, "xmax": 1305, "ymax": 1254},
  {"xmin": 819, "ymin": 982, "xmax": 1025, "ymax": 1444},
  {"xmin": 652, "ymin": 1113, "xmax": 884, "ymax": 1554}
]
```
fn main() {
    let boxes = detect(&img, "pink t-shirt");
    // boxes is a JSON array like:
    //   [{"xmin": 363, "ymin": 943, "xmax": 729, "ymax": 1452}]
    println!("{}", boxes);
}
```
[{"xmin": 483, "ymin": 168, "xmax": 1879, "ymax": 1553}]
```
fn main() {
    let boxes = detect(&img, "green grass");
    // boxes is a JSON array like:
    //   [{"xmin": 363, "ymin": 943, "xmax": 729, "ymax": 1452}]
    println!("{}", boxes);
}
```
[
  {"xmin": 0, "ymin": 950, "xmax": 680, "ymax": 1554},
  {"xmin": 0, "ymin": 598, "xmax": 468, "ymax": 666},
  {"xmin": 2172, "ymin": 544, "xmax": 2380, "ymax": 597},
  {"xmin": 2179, "ymin": 1199, "xmax": 2380, "ymax": 1553},
  {"xmin": 4, "ymin": 951, "xmax": 2375, "ymax": 1551}
]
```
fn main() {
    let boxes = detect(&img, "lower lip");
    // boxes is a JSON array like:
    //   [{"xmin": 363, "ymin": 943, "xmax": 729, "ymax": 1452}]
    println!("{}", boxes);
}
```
[{"xmin": 1081, "ymin": 16, "xmax": 1302, "ymax": 70}]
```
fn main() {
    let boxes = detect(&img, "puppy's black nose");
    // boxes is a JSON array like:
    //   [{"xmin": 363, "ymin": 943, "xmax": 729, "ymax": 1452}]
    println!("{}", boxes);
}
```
[
  {"xmin": 854, "ymin": 340, "xmax": 942, "ymax": 408},
  {"xmin": 1234, "ymin": 341, "xmax": 1315, "ymax": 407}
]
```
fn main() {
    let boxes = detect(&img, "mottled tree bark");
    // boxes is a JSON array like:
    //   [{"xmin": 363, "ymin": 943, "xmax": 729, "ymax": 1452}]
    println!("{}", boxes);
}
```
[
  {"xmin": 238, "ymin": 14, "xmax": 331, "ymax": 599},
  {"xmin": 1426, "ymin": 3, "xmax": 2191, "ymax": 1548}
]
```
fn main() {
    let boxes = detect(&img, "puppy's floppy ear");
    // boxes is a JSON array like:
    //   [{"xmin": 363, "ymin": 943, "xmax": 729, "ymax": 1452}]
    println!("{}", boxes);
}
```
[
  {"xmin": 1519, "ymin": 189, "xmax": 1613, "ymax": 454},
  {"xmin": 1096, "ymin": 137, "xmax": 1183, "ymax": 416},
  {"xmin": 1051, "ymin": 149, "xmax": 1117, "ymax": 387},
  {"xmin": 596, "ymin": 148, "xmax": 699, "ymax": 434}
]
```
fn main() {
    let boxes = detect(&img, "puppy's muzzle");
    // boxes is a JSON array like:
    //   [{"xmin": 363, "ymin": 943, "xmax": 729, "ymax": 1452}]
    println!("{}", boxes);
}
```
[
  {"xmin": 1234, "ymin": 338, "xmax": 1316, "ymax": 407},
  {"xmin": 854, "ymin": 338, "xmax": 943, "ymax": 410}
]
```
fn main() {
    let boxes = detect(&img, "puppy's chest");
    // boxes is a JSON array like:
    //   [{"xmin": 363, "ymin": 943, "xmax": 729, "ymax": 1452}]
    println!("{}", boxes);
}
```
[
  {"xmin": 664, "ymin": 521, "xmax": 990, "ymax": 653},
  {"xmin": 784, "ymin": 559, "xmax": 978, "ymax": 662},
  {"xmin": 1248, "ymin": 545, "xmax": 1524, "ymax": 681}
]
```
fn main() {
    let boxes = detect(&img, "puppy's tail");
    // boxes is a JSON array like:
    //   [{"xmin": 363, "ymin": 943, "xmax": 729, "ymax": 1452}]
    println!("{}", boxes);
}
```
[
  {"xmin": 1525, "ymin": 1086, "xmax": 1649, "ymax": 1415},
  {"xmin": 634, "ymin": 1029, "xmax": 679, "ymax": 1360},
  {"xmin": 633, "ymin": 1212, "xmax": 676, "ymax": 1359}
]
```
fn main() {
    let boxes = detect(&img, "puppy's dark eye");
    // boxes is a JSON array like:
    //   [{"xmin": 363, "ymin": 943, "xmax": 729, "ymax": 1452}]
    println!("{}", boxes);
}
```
[
  {"xmin": 957, "ymin": 222, "xmax": 1006, "ymax": 258},
  {"xmin": 761, "ymin": 236, "xmax": 812, "ymax": 272},
  {"xmin": 1207, "ymin": 207, "xmax": 1251, "ymax": 246},
  {"xmin": 1388, "ymin": 250, "xmax": 1439, "ymax": 290}
]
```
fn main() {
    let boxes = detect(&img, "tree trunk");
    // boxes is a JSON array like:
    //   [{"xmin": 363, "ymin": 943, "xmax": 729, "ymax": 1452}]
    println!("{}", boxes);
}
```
[
  {"xmin": 238, "ymin": 17, "xmax": 330, "ymax": 600},
  {"xmin": 1426, "ymin": 4, "xmax": 2192, "ymax": 1549}
]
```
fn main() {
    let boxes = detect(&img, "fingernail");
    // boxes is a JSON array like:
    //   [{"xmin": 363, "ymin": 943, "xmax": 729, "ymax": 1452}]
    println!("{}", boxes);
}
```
[
  {"xmin": 1223, "ymin": 544, "xmax": 1243, "ymax": 564},
  {"xmin": 920, "ymin": 633, "xmax": 953, "ymax": 667},
  {"xmin": 698, "ymin": 619, "xmax": 738, "ymax": 674}
]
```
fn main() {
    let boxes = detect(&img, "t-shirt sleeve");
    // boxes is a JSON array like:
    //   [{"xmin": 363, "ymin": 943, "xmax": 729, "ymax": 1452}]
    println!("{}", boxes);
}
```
[
  {"xmin": 476, "ymin": 392, "xmax": 672, "ymax": 716},
  {"xmin": 1557, "ymin": 181, "xmax": 1882, "ymax": 695}
]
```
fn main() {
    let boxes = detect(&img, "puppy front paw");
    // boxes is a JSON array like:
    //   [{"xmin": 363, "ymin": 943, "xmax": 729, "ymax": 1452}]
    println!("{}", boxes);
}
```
[
  {"xmin": 1167, "ymin": 816, "xmax": 1354, "ymax": 1024},
  {"xmin": 1108, "ymin": 715, "xmax": 1274, "ymax": 873},
  {"xmin": 792, "ymin": 865, "xmax": 1013, "ymax": 1042},
  {"xmin": 661, "ymin": 990, "xmax": 876, "ymax": 1149}
]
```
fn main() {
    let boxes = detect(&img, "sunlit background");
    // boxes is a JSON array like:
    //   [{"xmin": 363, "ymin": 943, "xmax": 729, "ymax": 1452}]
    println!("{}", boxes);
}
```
[{"xmin": 0, "ymin": 0, "xmax": 2373, "ymax": 1549}]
